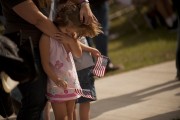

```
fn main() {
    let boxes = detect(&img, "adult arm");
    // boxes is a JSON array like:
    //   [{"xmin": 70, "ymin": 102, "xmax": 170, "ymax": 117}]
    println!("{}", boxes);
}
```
[{"xmin": 12, "ymin": 0, "xmax": 60, "ymax": 39}]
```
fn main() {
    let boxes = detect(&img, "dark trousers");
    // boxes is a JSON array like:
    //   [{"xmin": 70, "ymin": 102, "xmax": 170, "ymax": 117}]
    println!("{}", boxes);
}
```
[
  {"xmin": 173, "ymin": 0, "xmax": 180, "ymax": 75},
  {"xmin": 176, "ymin": 18, "xmax": 180, "ymax": 74},
  {"xmin": 88, "ymin": 2, "xmax": 109, "ymax": 56},
  {"xmin": 17, "ymin": 49, "xmax": 47, "ymax": 120}
]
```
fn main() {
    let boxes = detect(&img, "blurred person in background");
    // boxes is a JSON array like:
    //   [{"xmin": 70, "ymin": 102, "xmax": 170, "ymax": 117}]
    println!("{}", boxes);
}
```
[
  {"xmin": 88, "ymin": 0, "xmax": 123, "ymax": 73},
  {"xmin": 172, "ymin": 0, "xmax": 180, "ymax": 81},
  {"xmin": 152, "ymin": 0, "xmax": 177, "ymax": 29},
  {"xmin": 133, "ymin": 0, "xmax": 177, "ymax": 29}
]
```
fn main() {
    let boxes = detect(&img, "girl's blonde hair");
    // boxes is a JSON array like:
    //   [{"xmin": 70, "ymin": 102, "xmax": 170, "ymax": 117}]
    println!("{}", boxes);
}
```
[{"xmin": 53, "ymin": 5, "xmax": 103, "ymax": 38}]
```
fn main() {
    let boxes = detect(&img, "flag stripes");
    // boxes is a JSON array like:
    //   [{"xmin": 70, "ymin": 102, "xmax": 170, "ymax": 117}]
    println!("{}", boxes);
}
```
[
  {"xmin": 52, "ymin": 86, "xmax": 95, "ymax": 100},
  {"xmin": 93, "ymin": 55, "xmax": 108, "ymax": 77},
  {"xmin": 75, "ymin": 89, "xmax": 95, "ymax": 100}
]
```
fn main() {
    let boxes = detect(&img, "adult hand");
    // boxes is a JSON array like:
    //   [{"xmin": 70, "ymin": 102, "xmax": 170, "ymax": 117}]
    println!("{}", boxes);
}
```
[
  {"xmin": 52, "ymin": 32, "xmax": 77, "ymax": 45},
  {"xmin": 80, "ymin": 3, "xmax": 97, "ymax": 25}
]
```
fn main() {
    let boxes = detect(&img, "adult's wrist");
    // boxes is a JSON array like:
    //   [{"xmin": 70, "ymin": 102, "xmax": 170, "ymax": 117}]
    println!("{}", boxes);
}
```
[
  {"xmin": 79, "ymin": 0, "xmax": 89, "ymax": 4},
  {"xmin": 79, "ymin": 0, "xmax": 89, "ymax": 7}
]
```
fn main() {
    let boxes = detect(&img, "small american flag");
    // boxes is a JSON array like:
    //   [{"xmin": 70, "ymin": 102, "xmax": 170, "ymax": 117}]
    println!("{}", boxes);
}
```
[
  {"xmin": 52, "ymin": 86, "xmax": 95, "ymax": 100},
  {"xmin": 75, "ymin": 89, "xmax": 95, "ymax": 100},
  {"xmin": 93, "ymin": 55, "xmax": 109, "ymax": 77}
]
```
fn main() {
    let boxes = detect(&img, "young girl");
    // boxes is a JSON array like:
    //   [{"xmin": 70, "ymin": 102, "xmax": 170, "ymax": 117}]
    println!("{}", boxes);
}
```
[
  {"xmin": 73, "ymin": 37, "xmax": 101, "ymax": 120},
  {"xmin": 39, "ymin": 4, "xmax": 102, "ymax": 120}
]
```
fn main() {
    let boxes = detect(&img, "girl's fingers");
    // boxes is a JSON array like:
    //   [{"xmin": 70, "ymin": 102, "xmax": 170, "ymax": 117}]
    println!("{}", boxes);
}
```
[
  {"xmin": 56, "ymin": 80, "xmax": 67, "ymax": 89},
  {"xmin": 63, "ymin": 81, "xmax": 68, "ymax": 89},
  {"xmin": 62, "ymin": 83, "xmax": 67, "ymax": 89}
]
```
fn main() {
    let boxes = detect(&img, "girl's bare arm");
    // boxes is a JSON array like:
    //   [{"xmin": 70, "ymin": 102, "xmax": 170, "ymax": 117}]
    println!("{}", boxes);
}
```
[
  {"xmin": 58, "ymin": 33, "xmax": 82, "ymax": 58},
  {"xmin": 80, "ymin": 42, "xmax": 101, "ymax": 58},
  {"xmin": 39, "ymin": 35, "xmax": 67, "ymax": 89},
  {"xmin": 64, "ymin": 38, "xmax": 82, "ymax": 58}
]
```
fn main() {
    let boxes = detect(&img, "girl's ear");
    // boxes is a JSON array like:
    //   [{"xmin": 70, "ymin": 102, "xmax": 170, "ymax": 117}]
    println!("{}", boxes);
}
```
[{"xmin": 72, "ymin": 32, "xmax": 78, "ymax": 39}]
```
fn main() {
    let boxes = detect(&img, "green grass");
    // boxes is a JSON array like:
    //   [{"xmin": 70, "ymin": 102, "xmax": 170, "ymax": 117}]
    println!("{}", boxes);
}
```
[{"xmin": 105, "ymin": 12, "xmax": 177, "ymax": 76}]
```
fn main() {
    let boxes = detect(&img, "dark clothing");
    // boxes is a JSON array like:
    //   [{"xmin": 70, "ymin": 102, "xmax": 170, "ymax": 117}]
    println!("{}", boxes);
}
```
[
  {"xmin": 76, "ymin": 67, "xmax": 96, "ymax": 103},
  {"xmin": 0, "ymin": 0, "xmax": 39, "ymax": 33},
  {"xmin": 172, "ymin": 0, "xmax": 180, "ymax": 14},
  {"xmin": 0, "ymin": 0, "xmax": 48, "ymax": 119},
  {"xmin": 89, "ymin": 0, "xmax": 107, "ymax": 7},
  {"xmin": 0, "ymin": 0, "xmax": 49, "ymax": 47},
  {"xmin": 17, "ymin": 48, "xmax": 47, "ymax": 120},
  {"xmin": 88, "ymin": 1, "xmax": 109, "ymax": 56},
  {"xmin": 0, "ymin": 85, "xmax": 13, "ymax": 118},
  {"xmin": 172, "ymin": 0, "xmax": 180, "ymax": 76},
  {"xmin": 0, "ymin": 3, "xmax": 2, "ymax": 15},
  {"xmin": 176, "ymin": 20, "xmax": 180, "ymax": 75}
]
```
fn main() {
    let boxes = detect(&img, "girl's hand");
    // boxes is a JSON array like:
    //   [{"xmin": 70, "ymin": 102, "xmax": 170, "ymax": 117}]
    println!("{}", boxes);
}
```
[
  {"xmin": 90, "ymin": 48, "xmax": 101, "ymax": 59},
  {"xmin": 55, "ymin": 79, "xmax": 68, "ymax": 89}
]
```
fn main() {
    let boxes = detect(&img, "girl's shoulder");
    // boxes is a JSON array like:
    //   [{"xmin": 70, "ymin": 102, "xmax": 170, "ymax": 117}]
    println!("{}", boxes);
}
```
[
  {"xmin": 40, "ymin": 34, "xmax": 50, "ymax": 43},
  {"xmin": 39, "ymin": 34, "xmax": 51, "ymax": 48}
]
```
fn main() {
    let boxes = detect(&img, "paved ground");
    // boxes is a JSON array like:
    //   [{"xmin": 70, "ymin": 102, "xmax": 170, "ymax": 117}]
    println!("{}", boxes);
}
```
[
  {"xmin": 1, "ymin": 60, "xmax": 180, "ymax": 120},
  {"xmin": 90, "ymin": 60, "xmax": 180, "ymax": 120}
]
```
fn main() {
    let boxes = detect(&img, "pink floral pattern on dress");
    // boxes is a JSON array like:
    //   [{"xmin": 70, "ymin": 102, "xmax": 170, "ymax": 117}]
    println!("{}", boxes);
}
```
[
  {"xmin": 64, "ymin": 90, "xmax": 68, "ymax": 94},
  {"xmin": 55, "ymin": 60, "xmax": 63, "ymax": 70},
  {"xmin": 46, "ymin": 38, "xmax": 81, "ymax": 102}
]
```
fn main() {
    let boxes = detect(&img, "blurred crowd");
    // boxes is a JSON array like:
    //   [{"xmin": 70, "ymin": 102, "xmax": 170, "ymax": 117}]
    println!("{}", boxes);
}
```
[{"xmin": 115, "ymin": 0, "xmax": 178, "ymax": 30}]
